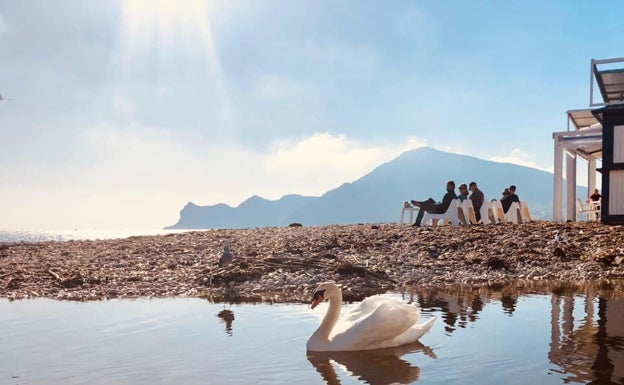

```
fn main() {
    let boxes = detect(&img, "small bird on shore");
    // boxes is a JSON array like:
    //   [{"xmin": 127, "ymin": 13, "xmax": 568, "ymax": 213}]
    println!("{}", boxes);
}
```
[{"xmin": 218, "ymin": 240, "xmax": 233, "ymax": 267}]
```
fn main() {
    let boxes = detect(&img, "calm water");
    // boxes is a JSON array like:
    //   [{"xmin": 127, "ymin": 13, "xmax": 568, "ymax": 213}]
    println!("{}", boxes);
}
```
[
  {"xmin": 1, "ymin": 285, "xmax": 623, "ymax": 385},
  {"xmin": 0, "ymin": 229, "xmax": 198, "ymax": 243}
]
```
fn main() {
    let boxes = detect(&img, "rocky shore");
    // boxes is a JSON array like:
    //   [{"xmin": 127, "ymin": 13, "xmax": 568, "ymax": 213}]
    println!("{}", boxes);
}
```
[{"xmin": 1, "ymin": 221, "xmax": 623, "ymax": 302}]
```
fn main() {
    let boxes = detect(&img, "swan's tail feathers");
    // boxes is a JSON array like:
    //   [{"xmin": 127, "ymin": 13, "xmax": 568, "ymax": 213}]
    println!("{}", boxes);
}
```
[
  {"xmin": 418, "ymin": 317, "xmax": 436, "ymax": 334},
  {"xmin": 395, "ymin": 317, "xmax": 436, "ymax": 346}
]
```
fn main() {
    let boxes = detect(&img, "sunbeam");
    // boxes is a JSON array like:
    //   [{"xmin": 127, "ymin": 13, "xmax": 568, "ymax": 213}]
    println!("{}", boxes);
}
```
[{"xmin": 110, "ymin": 0, "xmax": 233, "ymax": 134}]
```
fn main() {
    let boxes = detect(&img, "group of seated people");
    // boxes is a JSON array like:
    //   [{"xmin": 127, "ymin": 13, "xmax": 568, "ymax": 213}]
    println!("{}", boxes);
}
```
[{"xmin": 408, "ymin": 180, "xmax": 520, "ymax": 227}]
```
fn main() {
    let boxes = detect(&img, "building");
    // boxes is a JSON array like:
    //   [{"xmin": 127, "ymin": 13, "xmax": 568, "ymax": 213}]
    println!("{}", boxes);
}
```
[{"xmin": 553, "ymin": 57, "xmax": 624, "ymax": 223}]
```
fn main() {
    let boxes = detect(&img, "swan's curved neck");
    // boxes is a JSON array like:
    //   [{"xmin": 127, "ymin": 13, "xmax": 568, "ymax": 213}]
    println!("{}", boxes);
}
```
[{"xmin": 314, "ymin": 291, "xmax": 343, "ymax": 342}]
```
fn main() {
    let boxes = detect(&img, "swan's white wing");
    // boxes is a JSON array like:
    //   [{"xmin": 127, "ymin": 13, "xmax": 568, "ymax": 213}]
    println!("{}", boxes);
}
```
[
  {"xmin": 331, "ymin": 299, "xmax": 421, "ymax": 351},
  {"xmin": 341, "ymin": 296, "xmax": 390, "ymax": 322},
  {"xmin": 331, "ymin": 296, "xmax": 397, "ymax": 336}
]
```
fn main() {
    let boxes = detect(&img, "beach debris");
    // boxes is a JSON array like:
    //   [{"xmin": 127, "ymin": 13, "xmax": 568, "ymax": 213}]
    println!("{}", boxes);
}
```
[
  {"xmin": 485, "ymin": 257, "xmax": 508, "ymax": 270},
  {"xmin": 0, "ymin": 270, "xmax": 21, "ymax": 279},
  {"xmin": 1, "ymin": 221, "xmax": 624, "ymax": 302}
]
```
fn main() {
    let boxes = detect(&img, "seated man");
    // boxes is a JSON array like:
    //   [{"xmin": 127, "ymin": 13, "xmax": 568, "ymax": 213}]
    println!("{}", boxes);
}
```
[
  {"xmin": 588, "ymin": 188, "xmax": 601, "ymax": 220},
  {"xmin": 468, "ymin": 181, "xmax": 484, "ymax": 222},
  {"xmin": 501, "ymin": 185, "xmax": 520, "ymax": 213},
  {"xmin": 588, "ymin": 188, "xmax": 601, "ymax": 202},
  {"xmin": 410, "ymin": 180, "xmax": 457, "ymax": 227}
]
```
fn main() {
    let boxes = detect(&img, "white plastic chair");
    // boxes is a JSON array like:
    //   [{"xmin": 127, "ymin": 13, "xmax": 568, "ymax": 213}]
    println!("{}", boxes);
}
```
[
  {"xmin": 589, "ymin": 199, "xmax": 601, "ymax": 220},
  {"xmin": 576, "ymin": 198, "xmax": 599, "ymax": 221},
  {"xmin": 488, "ymin": 200, "xmax": 505, "ymax": 223},
  {"xmin": 519, "ymin": 202, "xmax": 532, "ymax": 222},
  {"xmin": 459, "ymin": 199, "xmax": 478, "ymax": 225},
  {"xmin": 489, "ymin": 200, "xmax": 521, "ymax": 224},
  {"xmin": 504, "ymin": 202, "xmax": 523, "ymax": 224},
  {"xmin": 400, "ymin": 202, "xmax": 418, "ymax": 224},
  {"xmin": 478, "ymin": 201, "xmax": 495, "ymax": 224},
  {"xmin": 422, "ymin": 199, "xmax": 461, "ymax": 227}
]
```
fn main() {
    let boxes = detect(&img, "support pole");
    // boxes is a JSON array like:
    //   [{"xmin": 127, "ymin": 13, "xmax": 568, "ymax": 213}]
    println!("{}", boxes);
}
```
[
  {"xmin": 588, "ymin": 158, "xmax": 597, "ymax": 199},
  {"xmin": 566, "ymin": 151, "xmax": 577, "ymax": 221},
  {"xmin": 553, "ymin": 133, "xmax": 564, "ymax": 221}
]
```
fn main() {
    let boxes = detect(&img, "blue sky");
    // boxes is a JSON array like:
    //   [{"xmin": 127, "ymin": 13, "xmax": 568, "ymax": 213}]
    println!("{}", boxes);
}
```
[{"xmin": 0, "ymin": 1, "xmax": 621, "ymax": 230}]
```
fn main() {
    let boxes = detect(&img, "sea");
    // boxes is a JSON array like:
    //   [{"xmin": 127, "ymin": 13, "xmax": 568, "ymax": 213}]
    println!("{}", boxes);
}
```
[{"xmin": 0, "ymin": 228, "xmax": 199, "ymax": 243}]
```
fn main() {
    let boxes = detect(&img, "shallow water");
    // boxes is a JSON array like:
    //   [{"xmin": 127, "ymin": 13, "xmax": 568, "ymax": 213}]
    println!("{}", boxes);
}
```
[
  {"xmin": 0, "ymin": 229, "xmax": 197, "ymax": 243},
  {"xmin": 2, "ymin": 286, "xmax": 623, "ymax": 384}
]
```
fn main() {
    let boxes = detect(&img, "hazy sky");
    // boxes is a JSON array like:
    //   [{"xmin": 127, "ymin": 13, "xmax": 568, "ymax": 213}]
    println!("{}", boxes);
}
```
[{"xmin": 0, "ymin": 1, "xmax": 622, "ymax": 230}]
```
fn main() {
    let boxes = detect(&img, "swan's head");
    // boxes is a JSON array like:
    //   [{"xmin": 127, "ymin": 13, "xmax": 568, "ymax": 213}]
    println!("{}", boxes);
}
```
[{"xmin": 310, "ymin": 281, "xmax": 339, "ymax": 309}]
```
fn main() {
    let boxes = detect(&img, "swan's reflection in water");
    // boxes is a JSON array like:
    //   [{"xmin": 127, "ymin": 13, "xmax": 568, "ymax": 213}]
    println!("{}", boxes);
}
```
[
  {"xmin": 307, "ymin": 341, "xmax": 436, "ymax": 385},
  {"xmin": 217, "ymin": 309, "xmax": 234, "ymax": 336}
]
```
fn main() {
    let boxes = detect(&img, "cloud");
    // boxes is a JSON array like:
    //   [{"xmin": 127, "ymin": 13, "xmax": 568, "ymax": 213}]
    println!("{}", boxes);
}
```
[
  {"xmin": 0, "ymin": 117, "xmax": 557, "ymax": 231},
  {"xmin": 251, "ymin": 74, "xmax": 315, "ymax": 100},
  {"xmin": 488, "ymin": 148, "xmax": 552, "ymax": 172},
  {"xmin": 0, "ymin": 124, "xmax": 428, "ymax": 229},
  {"xmin": 110, "ymin": 92, "xmax": 136, "ymax": 117},
  {"xmin": 263, "ymin": 133, "xmax": 427, "ymax": 195},
  {"xmin": 304, "ymin": 41, "xmax": 380, "ymax": 79},
  {"xmin": 422, "ymin": 145, "xmax": 553, "ymax": 173},
  {"xmin": 0, "ymin": 13, "xmax": 10, "ymax": 37}
]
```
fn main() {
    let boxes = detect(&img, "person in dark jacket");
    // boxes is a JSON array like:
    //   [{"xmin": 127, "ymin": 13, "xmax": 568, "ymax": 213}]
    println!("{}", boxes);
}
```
[
  {"xmin": 410, "ymin": 181, "xmax": 457, "ymax": 227},
  {"xmin": 588, "ymin": 188, "xmax": 601, "ymax": 202},
  {"xmin": 468, "ymin": 181, "xmax": 485, "ymax": 222},
  {"xmin": 501, "ymin": 185, "xmax": 520, "ymax": 213}
]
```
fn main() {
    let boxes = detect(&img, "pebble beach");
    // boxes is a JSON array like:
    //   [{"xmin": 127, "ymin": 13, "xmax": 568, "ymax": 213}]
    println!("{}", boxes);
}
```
[{"xmin": 1, "ymin": 221, "xmax": 623, "ymax": 303}]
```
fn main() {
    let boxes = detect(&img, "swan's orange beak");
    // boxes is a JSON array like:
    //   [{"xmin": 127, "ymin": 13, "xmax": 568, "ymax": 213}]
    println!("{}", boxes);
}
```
[{"xmin": 310, "ymin": 290, "xmax": 325, "ymax": 309}]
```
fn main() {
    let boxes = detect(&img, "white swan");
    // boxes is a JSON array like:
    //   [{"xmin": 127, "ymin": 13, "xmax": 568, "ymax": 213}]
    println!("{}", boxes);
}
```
[{"xmin": 307, "ymin": 282, "xmax": 436, "ymax": 352}]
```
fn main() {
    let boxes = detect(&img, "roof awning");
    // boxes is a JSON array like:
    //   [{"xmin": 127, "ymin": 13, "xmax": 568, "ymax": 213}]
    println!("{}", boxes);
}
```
[
  {"xmin": 591, "ymin": 57, "xmax": 624, "ymax": 106},
  {"xmin": 567, "ymin": 109, "xmax": 599, "ymax": 130},
  {"xmin": 594, "ymin": 69, "xmax": 624, "ymax": 104},
  {"xmin": 554, "ymin": 127, "xmax": 603, "ymax": 160}
]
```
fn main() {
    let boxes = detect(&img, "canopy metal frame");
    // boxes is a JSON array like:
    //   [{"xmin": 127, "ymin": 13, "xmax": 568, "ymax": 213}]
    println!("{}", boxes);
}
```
[
  {"xmin": 553, "ymin": 125, "xmax": 602, "ymax": 221},
  {"xmin": 590, "ymin": 57, "xmax": 624, "ymax": 107}
]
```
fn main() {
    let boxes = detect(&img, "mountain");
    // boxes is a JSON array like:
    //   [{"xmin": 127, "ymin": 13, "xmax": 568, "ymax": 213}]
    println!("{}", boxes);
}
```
[
  {"xmin": 165, "ymin": 147, "xmax": 580, "ymax": 229},
  {"xmin": 167, "ymin": 194, "xmax": 317, "ymax": 229}
]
